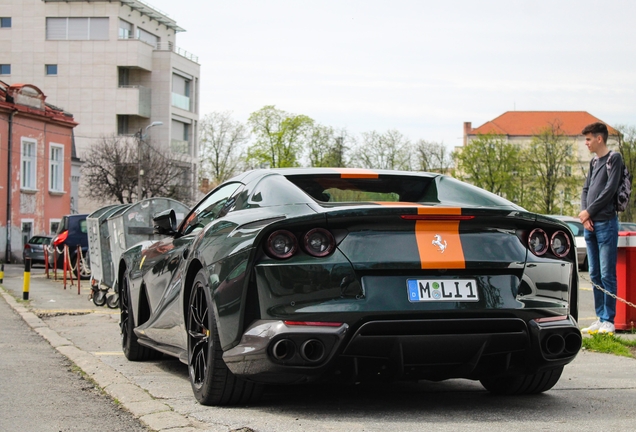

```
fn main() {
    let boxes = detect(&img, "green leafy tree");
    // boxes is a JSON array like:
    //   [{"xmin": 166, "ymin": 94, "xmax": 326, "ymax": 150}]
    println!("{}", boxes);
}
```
[
  {"xmin": 527, "ymin": 121, "xmax": 579, "ymax": 214},
  {"xmin": 198, "ymin": 111, "xmax": 248, "ymax": 188},
  {"xmin": 354, "ymin": 129, "xmax": 412, "ymax": 170},
  {"xmin": 246, "ymin": 105, "xmax": 313, "ymax": 168},
  {"xmin": 453, "ymin": 133, "xmax": 522, "ymax": 200}
]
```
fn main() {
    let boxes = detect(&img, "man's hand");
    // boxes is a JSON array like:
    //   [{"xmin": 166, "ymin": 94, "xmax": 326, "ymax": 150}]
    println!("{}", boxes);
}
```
[
  {"xmin": 579, "ymin": 210, "xmax": 593, "ymax": 231},
  {"xmin": 578, "ymin": 210, "xmax": 590, "ymax": 223}
]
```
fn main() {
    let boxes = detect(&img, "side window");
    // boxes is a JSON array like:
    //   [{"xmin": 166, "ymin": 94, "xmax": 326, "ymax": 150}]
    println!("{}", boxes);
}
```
[{"xmin": 181, "ymin": 183, "xmax": 241, "ymax": 235}]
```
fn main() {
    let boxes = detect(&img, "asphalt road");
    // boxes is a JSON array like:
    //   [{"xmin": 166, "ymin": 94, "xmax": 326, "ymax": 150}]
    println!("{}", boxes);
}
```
[
  {"xmin": 1, "ymin": 264, "xmax": 635, "ymax": 431},
  {"xmin": 0, "ymin": 293, "xmax": 149, "ymax": 432}
]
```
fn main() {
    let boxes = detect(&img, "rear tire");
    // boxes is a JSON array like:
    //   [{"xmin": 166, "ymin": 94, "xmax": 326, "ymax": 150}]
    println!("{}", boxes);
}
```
[
  {"xmin": 187, "ymin": 269, "xmax": 263, "ymax": 406},
  {"xmin": 480, "ymin": 366, "xmax": 564, "ymax": 395},
  {"xmin": 120, "ymin": 272, "xmax": 161, "ymax": 361}
]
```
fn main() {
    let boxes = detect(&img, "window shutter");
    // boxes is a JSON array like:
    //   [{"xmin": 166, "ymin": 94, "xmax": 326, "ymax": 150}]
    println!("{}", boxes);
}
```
[
  {"xmin": 68, "ymin": 17, "xmax": 89, "ymax": 40},
  {"xmin": 46, "ymin": 18, "xmax": 67, "ymax": 40},
  {"xmin": 89, "ymin": 17, "xmax": 109, "ymax": 40}
]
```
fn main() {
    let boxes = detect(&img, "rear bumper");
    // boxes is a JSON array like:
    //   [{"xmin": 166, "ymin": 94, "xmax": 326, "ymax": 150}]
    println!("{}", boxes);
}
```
[{"xmin": 223, "ymin": 316, "xmax": 581, "ymax": 384}]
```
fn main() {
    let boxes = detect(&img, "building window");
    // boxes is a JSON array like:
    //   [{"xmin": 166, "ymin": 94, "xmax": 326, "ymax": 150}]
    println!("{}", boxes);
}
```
[
  {"xmin": 172, "ymin": 73, "xmax": 191, "ymax": 110},
  {"xmin": 117, "ymin": 115, "xmax": 129, "ymax": 135},
  {"xmin": 119, "ymin": 18, "xmax": 133, "ymax": 39},
  {"xmin": 0, "ymin": 17, "xmax": 11, "ymax": 28},
  {"xmin": 0, "ymin": 64, "xmax": 10, "ymax": 75},
  {"xmin": 21, "ymin": 138, "xmax": 37, "ymax": 190},
  {"xmin": 50, "ymin": 219, "xmax": 61, "ymax": 235},
  {"xmin": 118, "ymin": 67, "xmax": 130, "ymax": 86},
  {"xmin": 45, "ymin": 64, "xmax": 58, "ymax": 75},
  {"xmin": 171, "ymin": 119, "xmax": 191, "ymax": 154},
  {"xmin": 49, "ymin": 144, "xmax": 64, "ymax": 192},
  {"xmin": 136, "ymin": 27, "xmax": 158, "ymax": 47},
  {"xmin": 46, "ymin": 17, "xmax": 109, "ymax": 40}
]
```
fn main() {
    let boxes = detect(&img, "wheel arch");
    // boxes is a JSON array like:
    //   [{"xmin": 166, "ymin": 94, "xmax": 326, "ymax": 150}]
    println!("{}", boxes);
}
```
[{"xmin": 183, "ymin": 259, "xmax": 204, "ymax": 324}]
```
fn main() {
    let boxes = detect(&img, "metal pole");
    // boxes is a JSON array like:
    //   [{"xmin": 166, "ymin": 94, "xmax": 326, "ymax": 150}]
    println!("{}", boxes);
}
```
[
  {"xmin": 23, "ymin": 258, "xmax": 31, "ymax": 300},
  {"xmin": 137, "ymin": 128, "xmax": 143, "ymax": 202}
]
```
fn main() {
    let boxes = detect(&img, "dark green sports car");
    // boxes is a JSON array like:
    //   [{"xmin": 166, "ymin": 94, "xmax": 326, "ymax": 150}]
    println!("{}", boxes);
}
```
[{"xmin": 117, "ymin": 168, "xmax": 581, "ymax": 405}]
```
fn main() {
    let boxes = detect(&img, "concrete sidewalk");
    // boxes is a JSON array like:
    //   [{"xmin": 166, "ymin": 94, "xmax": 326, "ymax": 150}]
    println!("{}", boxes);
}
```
[
  {"xmin": 0, "ymin": 264, "xmax": 207, "ymax": 432},
  {"xmin": 1, "ymin": 263, "xmax": 635, "ymax": 432}
]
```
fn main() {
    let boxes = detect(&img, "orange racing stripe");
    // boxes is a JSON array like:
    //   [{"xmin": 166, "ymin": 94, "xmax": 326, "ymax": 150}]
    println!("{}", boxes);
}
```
[
  {"xmin": 373, "ymin": 203, "xmax": 466, "ymax": 269},
  {"xmin": 333, "ymin": 168, "xmax": 379, "ymax": 178}
]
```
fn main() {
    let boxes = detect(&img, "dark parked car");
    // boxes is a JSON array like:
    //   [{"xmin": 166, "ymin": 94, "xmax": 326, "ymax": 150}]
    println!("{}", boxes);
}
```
[
  {"xmin": 23, "ymin": 235, "xmax": 52, "ymax": 265},
  {"xmin": 117, "ymin": 169, "xmax": 581, "ymax": 406},
  {"xmin": 49, "ymin": 214, "xmax": 90, "ymax": 275}
]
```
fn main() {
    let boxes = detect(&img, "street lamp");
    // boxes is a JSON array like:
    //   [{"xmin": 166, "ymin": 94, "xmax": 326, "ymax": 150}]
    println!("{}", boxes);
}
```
[{"xmin": 137, "ymin": 121, "xmax": 163, "ymax": 201}]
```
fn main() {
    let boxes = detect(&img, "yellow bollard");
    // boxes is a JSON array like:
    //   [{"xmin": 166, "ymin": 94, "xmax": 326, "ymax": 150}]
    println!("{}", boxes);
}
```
[
  {"xmin": 0, "ymin": 263, "xmax": 4, "ymax": 284},
  {"xmin": 23, "ymin": 258, "xmax": 31, "ymax": 300}
]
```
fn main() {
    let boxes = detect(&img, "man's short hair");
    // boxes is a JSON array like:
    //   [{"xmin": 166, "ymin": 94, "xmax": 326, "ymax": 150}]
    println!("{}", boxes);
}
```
[{"xmin": 582, "ymin": 122, "xmax": 609, "ymax": 144}]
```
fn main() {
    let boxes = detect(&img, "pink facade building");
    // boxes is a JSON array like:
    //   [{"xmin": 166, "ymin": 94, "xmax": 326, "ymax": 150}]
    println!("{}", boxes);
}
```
[{"xmin": 1, "ymin": 80, "xmax": 78, "ymax": 263}]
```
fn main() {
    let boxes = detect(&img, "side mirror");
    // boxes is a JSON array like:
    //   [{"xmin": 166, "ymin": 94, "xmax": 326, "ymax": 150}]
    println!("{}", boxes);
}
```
[{"xmin": 153, "ymin": 209, "xmax": 178, "ymax": 236}]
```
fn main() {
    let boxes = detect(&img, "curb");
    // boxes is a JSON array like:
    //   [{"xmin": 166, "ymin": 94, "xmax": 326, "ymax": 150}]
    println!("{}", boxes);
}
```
[{"xmin": 0, "ymin": 287, "xmax": 207, "ymax": 431}]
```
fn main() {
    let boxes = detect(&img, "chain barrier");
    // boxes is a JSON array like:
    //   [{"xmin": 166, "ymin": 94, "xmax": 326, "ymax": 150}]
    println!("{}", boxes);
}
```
[
  {"xmin": 581, "ymin": 274, "xmax": 636, "ymax": 309},
  {"xmin": 45, "ymin": 245, "xmax": 91, "ymax": 277}
]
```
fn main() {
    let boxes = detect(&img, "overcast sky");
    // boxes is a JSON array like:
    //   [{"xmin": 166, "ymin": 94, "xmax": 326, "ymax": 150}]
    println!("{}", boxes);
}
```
[{"xmin": 147, "ymin": 0, "xmax": 636, "ymax": 149}]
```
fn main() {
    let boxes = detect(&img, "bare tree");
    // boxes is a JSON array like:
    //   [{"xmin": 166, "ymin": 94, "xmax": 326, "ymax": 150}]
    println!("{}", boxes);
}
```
[
  {"xmin": 81, "ymin": 135, "xmax": 192, "ymax": 204},
  {"xmin": 354, "ymin": 129, "xmax": 412, "ymax": 170},
  {"xmin": 415, "ymin": 140, "xmax": 453, "ymax": 174},
  {"xmin": 199, "ymin": 112, "xmax": 248, "ymax": 188}
]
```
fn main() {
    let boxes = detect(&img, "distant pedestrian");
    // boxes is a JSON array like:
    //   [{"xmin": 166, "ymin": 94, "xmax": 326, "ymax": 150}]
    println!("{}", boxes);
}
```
[{"xmin": 578, "ymin": 122, "xmax": 622, "ymax": 335}]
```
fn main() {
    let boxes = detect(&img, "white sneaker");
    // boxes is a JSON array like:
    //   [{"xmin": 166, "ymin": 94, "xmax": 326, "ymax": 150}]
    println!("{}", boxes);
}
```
[
  {"xmin": 598, "ymin": 321, "xmax": 615, "ymax": 335},
  {"xmin": 581, "ymin": 319, "xmax": 602, "ymax": 334}
]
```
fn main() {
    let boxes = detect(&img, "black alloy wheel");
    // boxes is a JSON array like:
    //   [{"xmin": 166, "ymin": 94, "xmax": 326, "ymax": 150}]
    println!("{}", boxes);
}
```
[{"xmin": 187, "ymin": 269, "xmax": 263, "ymax": 406}]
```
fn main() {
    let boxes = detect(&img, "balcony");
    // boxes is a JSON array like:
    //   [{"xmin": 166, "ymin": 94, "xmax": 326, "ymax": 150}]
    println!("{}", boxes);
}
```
[
  {"xmin": 155, "ymin": 42, "xmax": 199, "ymax": 63},
  {"xmin": 116, "ymin": 85, "xmax": 151, "ymax": 118},
  {"xmin": 172, "ymin": 93, "xmax": 190, "ymax": 111},
  {"xmin": 171, "ymin": 139, "xmax": 190, "ymax": 155}
]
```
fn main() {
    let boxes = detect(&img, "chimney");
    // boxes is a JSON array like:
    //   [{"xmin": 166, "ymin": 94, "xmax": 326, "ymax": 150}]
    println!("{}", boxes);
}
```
[{"xmin": 463, "ymin": 122, "xmax": 472, "ymax": 146}]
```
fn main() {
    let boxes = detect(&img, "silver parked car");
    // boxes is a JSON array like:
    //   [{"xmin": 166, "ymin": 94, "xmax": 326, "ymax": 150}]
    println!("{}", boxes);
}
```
[
  {"xmin": 546, "ymin": 216, "xmax": 587, "ymax": 271},
  {"xmin": 23, "ymin": 235, "xmax": 53, "ymax": 266}
]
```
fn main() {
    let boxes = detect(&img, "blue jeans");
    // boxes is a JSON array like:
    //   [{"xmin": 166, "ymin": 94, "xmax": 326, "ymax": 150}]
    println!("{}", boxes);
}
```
[{"xmin": 584, "ymin": 216, "xmax": 619, "ymax": 323}]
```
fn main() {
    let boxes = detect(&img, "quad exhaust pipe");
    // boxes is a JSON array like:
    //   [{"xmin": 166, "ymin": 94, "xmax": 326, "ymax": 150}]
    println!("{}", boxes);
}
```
[{"xmin": 272, "ymin": 339, "xmax": 296, "ymax": 361}]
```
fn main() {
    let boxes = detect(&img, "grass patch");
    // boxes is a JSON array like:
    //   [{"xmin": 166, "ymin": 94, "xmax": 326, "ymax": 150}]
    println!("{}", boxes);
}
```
[{"xmin": 582, "ymin": 333, "xmax": 636, "ymax": 358}]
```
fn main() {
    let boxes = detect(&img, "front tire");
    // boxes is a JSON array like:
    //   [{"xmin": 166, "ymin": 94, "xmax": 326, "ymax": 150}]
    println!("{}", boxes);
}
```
[
  {"xmin": 480, "ymin": 366, "xmax": 564, "ymax": 395},
  {"xmin": 187, "ymin": 269, "xmax": 263, "ymax": 406},
  {"xmin": 120, "ymin": 272, "xmax": 161, "ymax": 361}
]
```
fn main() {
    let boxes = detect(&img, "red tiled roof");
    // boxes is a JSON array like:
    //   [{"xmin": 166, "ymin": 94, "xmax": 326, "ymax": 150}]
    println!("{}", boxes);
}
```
[{"xmin": 470, "ymin": 111, "xmax": 617, "ymax": 137}]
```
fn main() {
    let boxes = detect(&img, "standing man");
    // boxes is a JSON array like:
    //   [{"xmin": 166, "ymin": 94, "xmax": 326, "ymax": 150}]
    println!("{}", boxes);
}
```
[{"xmin": 579, "ymin": 122, "xmax": 622, "ymax": 334}]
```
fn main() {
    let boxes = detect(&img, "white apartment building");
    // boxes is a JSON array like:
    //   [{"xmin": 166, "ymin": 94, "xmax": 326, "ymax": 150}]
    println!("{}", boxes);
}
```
[{"xmin": 0, "ymin": 0, "xmax": 200, "ymax": 212}]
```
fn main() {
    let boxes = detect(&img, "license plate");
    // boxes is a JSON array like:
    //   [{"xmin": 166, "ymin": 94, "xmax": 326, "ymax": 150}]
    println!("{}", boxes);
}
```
[{"xmin": 407, "ymin": 279, "xmax": 479, "ymax": 302}]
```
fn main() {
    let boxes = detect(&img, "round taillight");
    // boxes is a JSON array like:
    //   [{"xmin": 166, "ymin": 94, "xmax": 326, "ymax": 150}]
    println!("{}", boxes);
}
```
[
  {"xmin": 266, "ymin": 230, "xmax": 298, "ymax": 259},
  {"xmin": 303, "ymin": 228, "xmax": 335, "ymax": 257},
  {"xmin": 528, "ymin": 228, "xmax": 549, "ymax": 256},
  {"xmin": 551, "ymin": 230, "xmax": 571, "ymax": 258}
]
